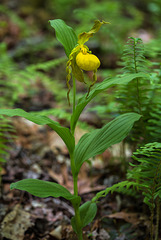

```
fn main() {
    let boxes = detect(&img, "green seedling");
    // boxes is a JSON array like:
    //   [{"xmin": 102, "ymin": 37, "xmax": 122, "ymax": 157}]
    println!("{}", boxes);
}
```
[{"xmin": 0, "ymin": 19, "xmax": 147, "ymax": 239}]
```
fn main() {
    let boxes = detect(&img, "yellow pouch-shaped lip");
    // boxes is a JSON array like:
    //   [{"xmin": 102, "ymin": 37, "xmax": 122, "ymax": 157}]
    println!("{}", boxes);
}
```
[{"xmin": 76, "ymin": 52, "xmax": 100, "ymax": 71}]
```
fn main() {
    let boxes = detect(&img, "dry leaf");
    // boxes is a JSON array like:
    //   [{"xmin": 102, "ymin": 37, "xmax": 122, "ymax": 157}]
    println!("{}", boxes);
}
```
[
  {"xmin": 1, "ymin": 204, "xmax": 33, "ymax": 240},
  {"xmin": 50, "ymin": 225, "xmax": 62, "ymax": 239},
  {"xmin": 107, "ymin": 211, "xmax": 140, "ymax": 226}
]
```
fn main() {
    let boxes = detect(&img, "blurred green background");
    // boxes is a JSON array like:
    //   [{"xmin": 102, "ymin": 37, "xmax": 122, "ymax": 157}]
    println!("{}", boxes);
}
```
[{"xmin": 0, "ymin": 0, "xmax": 161, "ymax": 120}]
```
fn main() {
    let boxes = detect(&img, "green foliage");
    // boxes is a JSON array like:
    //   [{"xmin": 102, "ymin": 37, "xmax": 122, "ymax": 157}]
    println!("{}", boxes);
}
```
[
  {"xmin": 121, "ymin": 37, "xmax": 147, "ymax": 75},
  {"xmin": 0, "ymin": 4, "xmax": 31, "ymax": 37},
  {"xmin": 10, "ymin": 179, "xmax": 79, "ymax": 202},
  {"xmin": 0, "ymin": 41, "xmax": 68, "ymax": 113},
  {"xmin": 92, "ymin": 181, "xmax": 139, "ymax": 202},
  {"xmin": 118, "ymin": 37, "xmax": 149, "ymax": 115},
  {"xmin": 127, "ymin": 142, "xmax": 161, "ymax": 208},
  {"xmin": 0, "ymin": 109, "xmax": 75, "ymax": 155},
  {"xmin": 146, "ymin": 72, "xmax": 161, "ymax": 143},
  {"xmin": 117, "ymin": 37, "xmax": 161, "ymax": 144},
  {"xmin": 71, "ymin": 72, "xmax": 148, "ymax": 133},
  {"xmin": 71, "ymin": 201, "xmax": 97, "ymax": 233},
  {"xmin": 74, "ymin": 112, "xmax": 141, "ymax": 173},
  {"xmin": 49, "ymin": 19, "xmax": 78, "ymax": 57},
  {"xmin": 0, "ymin": 117, "xmax": 15, "ymax": 184},
  {"xmin": 73, "ymin": 0, "xmax": 143, "ymax": 53}
]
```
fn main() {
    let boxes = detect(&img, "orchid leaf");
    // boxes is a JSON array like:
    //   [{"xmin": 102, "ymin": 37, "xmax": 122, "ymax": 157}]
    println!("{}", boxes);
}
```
[
  {"xmin": 49, "ymin": 19, "xmax": 78, "ymax": 57},
  {"xmin": 10, "ymin": 179, "xmax": 78, "ymax": 201},
  {"xmin": 71, "ymin": 201, "xmax": 97, "ymax": 233},
  {"xmin": 0, "ymin": 108, "xmax": 75, "ymax": 154},
  {"xmin": 70, "ymin": 72, "xmax": 149, "ymax": 133},
  {"xmin": 74, "ymin": 113, "xmax": 141, "ymax": 173}
]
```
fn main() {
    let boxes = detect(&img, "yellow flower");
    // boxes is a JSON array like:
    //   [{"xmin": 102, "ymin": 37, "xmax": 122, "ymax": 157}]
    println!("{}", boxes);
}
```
[
  {"xmin": 66, "ymin": 20, "xmax": 109, "ymax": 103},
  {"xmin": 76, "ymin": 47, "xmax": 100, "ymax": 71}
]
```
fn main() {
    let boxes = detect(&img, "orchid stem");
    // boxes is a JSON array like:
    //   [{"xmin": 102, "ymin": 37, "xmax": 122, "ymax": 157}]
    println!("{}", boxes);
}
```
[{"xmin": 73, "ymin": 75, "xmax": 76, "ymax": 114}]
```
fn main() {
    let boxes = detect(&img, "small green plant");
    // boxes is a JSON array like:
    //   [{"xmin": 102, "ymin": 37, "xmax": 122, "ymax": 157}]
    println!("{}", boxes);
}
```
[
  {"xmin": 0, "ymin": 117, "xmax": 15, "ymax": 191},
  {"xmin": 0, "ymin": 19, "xmax": 149, "ymax": 239},
  {"xmin": 117, "ymin": 37, "xmax": 161, "ymax": 146},
  {"xmin": 127, "ymin": 142, "xmax": 161, "ymax": 240}
]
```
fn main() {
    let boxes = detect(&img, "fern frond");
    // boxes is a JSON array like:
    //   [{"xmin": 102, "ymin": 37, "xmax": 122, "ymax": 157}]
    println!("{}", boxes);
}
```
[
  {"xmin": 0, "ymin": 117, "xmax": 15, "ymax": 184},
  {"xmin": 92, "ymin": 181, "xmax": 139, "ymax": 203},
  {"xmin": 127, "ymin": 142, "xmax": 161, "ymax": 208},
  {"xmin": 117, "ymin": 37, "xmax": 161, "ymax": 145}
]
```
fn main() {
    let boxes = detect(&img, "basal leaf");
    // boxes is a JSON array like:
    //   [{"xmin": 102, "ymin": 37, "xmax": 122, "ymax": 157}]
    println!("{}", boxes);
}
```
[
  {"xmin": 71, "ymin": 201, "xmax": 97, "ymax": 233},
  {"xmin": 74, "ymin": 113, "xmax": 141, "ymax": 173},
  {"xmin": 10, "ymin": 179, "xmax": 77, "ymax": 201},
  {"xmin": 79, "ymin": 201, "xmax": 97, "ymax": 228},
  {"xmin": 0, "ymin": 108, "xmax": 75, "ymax": 154},
  {"xmin": 70, "ymin": 72, "xmax": 149, "ymax": 132},
  {"xmin": 49, "ymin": 19, "xmax": 78, "ymax": 57}
]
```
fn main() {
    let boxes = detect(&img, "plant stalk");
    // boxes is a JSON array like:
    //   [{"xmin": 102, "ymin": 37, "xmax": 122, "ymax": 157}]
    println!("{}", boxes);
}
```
[
  {"xmin": 73, "ymin": 75, "xmax": 76, "ymax": 114},
  {"xmin": 155, "ymin": 198, "xmax": 160, "ymax": 240},
  {"xmin": 74, "ymin": 203, "xmax": 83, "ymax": 240},
  {"xmin": 150, "ymin": 204, "xmax": 154, "ymax": 240},
  {"xmin": 70, "ymin": 78, "xmax": 83, "ymax": 239},
  {"xmin": 71, "ymin": 158, "xmax": 83, "ymax": 239}
]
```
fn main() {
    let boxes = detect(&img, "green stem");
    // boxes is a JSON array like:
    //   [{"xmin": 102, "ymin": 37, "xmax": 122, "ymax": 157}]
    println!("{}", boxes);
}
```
[
  {"xmin": 70, "ymin": 154, "xmax": 83, "ymax": 239},
  {"xmin": 150, "ymin": 206, "xmax": 154, "ymax": 240},
  {"xmin": 72, "ymin": 174, "xmax": 83, "ymax": 239},
  {"xmin": 73, "ymin": 75, "xmax": 76, "ymax": 114},
  {"xmin": 70, "ymin": 75, "xmax": 83, "ymax": 239},
  {"xmin": 155, "ymin": 198, "xmax": 160, "ymax": 240},
  {"xmin": 136, "ymin": 78, "xmax": 142, "ymax": 115},
  {"xmin": 74, "ymin": 175, "xmax": 78, "ymax": 195},
  {"xmin": 74, "ymin": 204, "xmax": 83, "ymax": 240}
]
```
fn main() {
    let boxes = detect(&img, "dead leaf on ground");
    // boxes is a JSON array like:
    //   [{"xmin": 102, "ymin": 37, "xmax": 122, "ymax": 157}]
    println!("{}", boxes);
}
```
[
  {"xmin": 50, "ymin": 225, "xmax": 62, "ymax": 239},
  {"xmin": 107, "ymin": 211, "xmax": 141, "ymax": 226},
  {"xmin": 1, "ymin": 204, "xmax": 33, "ymax": 240}
]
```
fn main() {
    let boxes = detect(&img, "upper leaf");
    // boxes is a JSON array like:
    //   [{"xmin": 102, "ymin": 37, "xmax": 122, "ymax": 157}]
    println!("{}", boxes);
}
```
[
  {"xmin": 0, "ymin": 108, "xmax": 75, "ymax": 154},
  {"xmin": 74, "ymin": 112, "xmax": 141, "ymax": 173},
  {"xmin": 49, "ymin": 19, "xmax": 78, "ymax": 57},
  {"xmin": 10, "ymin": 179, "xmax": 78, "ymax": 201},
  {"xmin": 70, "ymin": 72, "xmax": 149, "ymax": 133}
]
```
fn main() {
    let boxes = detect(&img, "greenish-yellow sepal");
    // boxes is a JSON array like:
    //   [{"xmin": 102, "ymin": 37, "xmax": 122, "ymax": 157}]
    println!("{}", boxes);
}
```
[{"xmin": 78, "ymin": 20, "xmax": 110, "ymax": 45}]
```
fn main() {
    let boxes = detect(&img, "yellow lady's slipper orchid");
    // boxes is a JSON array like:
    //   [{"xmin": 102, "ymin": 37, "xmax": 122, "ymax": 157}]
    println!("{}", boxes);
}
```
[{"xmin": 66, "ymin": 20, "xmax": 109, "ymax": 103}]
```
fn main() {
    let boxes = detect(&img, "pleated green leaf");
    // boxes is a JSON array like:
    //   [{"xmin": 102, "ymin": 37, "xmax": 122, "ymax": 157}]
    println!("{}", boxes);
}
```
[
  {"xmin": 49, "ymin": 19, "xmax": 78, "ymax": 57},
  {"xmin": 0, "ymin": 108, "xmax": 75, "ymax": 154},
  {"xmin": 10, "ymin": 179, "xmax": 77, "ymax": 201},
  {"xmin": 71, "ymin": 201, "xmax": 97, "ymax": 233},
  {"xmin": 74, "ymin": 113, "xmax": 141, "ymax": 173},
  {"xmin": 70, "ymin": 72, "xmax": 149, "ymax": 133}
]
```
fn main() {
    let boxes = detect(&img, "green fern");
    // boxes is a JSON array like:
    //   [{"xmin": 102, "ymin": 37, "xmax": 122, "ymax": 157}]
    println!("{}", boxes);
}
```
[
  {"xmin": 117, "ymin": 37, "xmax": 161, "ymax": 145},
  {"xmin": 146, "ymin": 73, "xmax": 161, "ymax": 143},
  {"xmin": 92, "ymin": 142, "xmax": 161, "ymax": 239},
  {"xmin": 0, "ymin": 42, "xmax": 67, "ymax": 107},
  {"xmin": 92, "ymin": 180, "xmax": 139, "ymax": 203},
  {"xmin": 127, "ymin": 142, "xmax": 161, "ymax": 239},
  {"xmin": 118, "ymin": 37, "xmax": 150, "ymax": 115},
  {"xmin": 127, "ymin": 142, "xmax": 161, "ymax": 208},
  {"xmin": 0, "ymin": 117, "xmax": 15, "ymax": 188}
]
